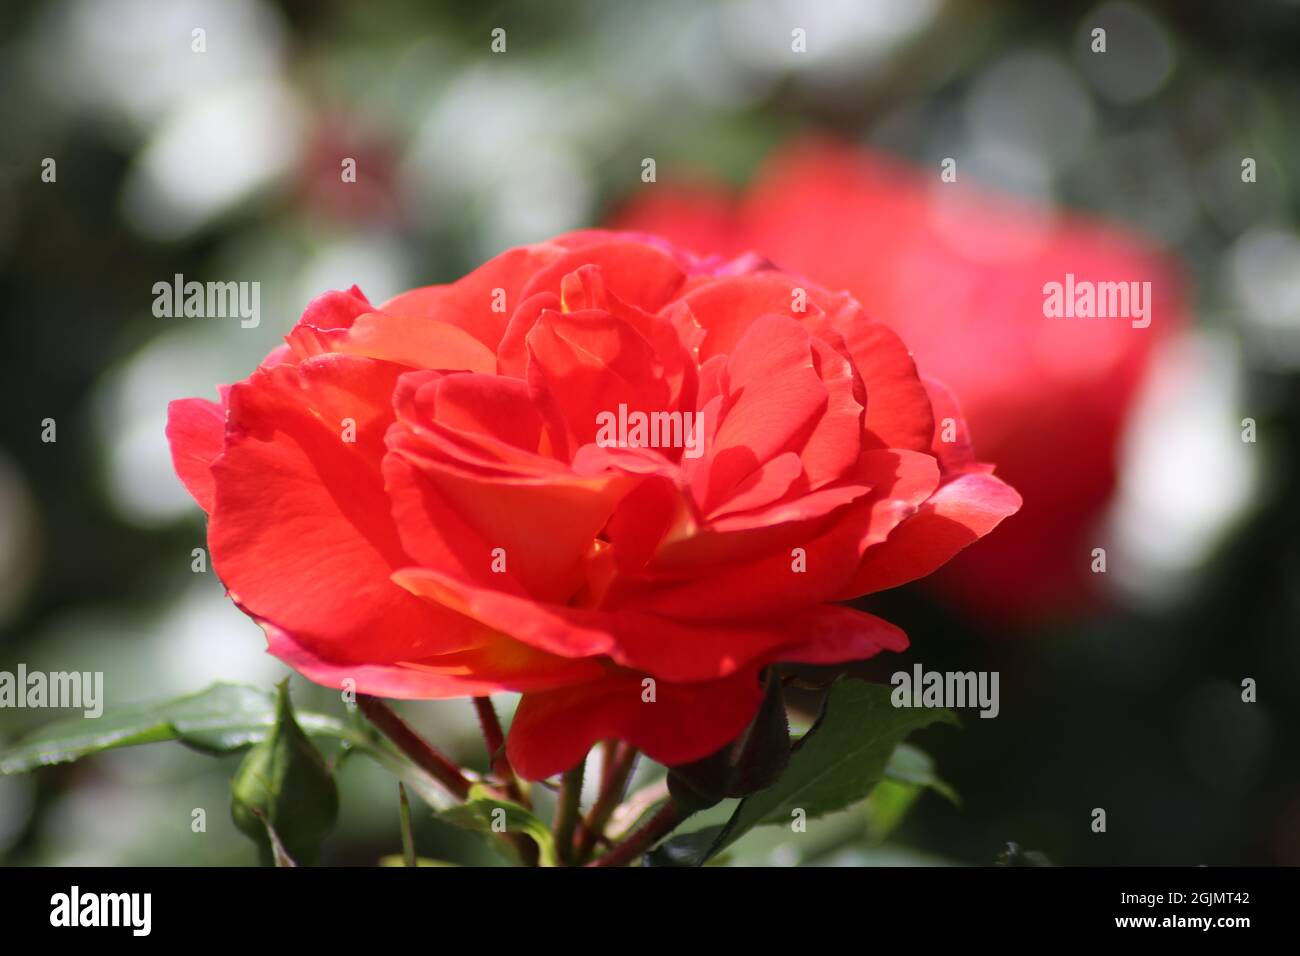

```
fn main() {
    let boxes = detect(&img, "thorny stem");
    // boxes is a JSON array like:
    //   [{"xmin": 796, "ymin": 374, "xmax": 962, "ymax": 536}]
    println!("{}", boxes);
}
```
[
  {"xmin": 357, "ymin": 695, "xmax": 472, "ymax": 801},
  {"xmin": 588, "ymin": 798, "xmax": 692, "ymax": 868},
  {"xmin": 472, "ymin": 696, "xmax": 526, "ymax": 807},
  {"xmin": 575, "ymin": 742, "xmax": 639, "ymax": 864},
  {"xmin": 553, "ymin": 762, "xmax": 586, "ymax": 865}
]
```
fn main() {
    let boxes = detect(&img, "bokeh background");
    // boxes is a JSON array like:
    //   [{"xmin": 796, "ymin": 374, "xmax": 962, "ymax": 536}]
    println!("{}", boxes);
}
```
[{"xmin": 1, "ymin": 0, "xmax": 1298, "ymax": 866}]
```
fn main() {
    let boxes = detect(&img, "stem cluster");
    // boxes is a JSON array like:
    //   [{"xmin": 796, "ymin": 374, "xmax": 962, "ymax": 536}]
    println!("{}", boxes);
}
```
[{"xmin": 359, "ymin": 696, "xmax": 684, "ymax": 866}]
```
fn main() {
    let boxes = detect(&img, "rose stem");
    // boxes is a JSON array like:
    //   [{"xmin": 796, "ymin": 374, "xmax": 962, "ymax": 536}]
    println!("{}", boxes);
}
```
[
  {"xmin": 357, "ymin": 695, "xmax": 472, "ymax": 801},
  {"xmin": 398, "ymin": 782, "xmax": 417, "ymax": 868},
  {"xmin": 588, "ymin": 798, "xmax": 691, "ymax": 868},
  {"xmin": 472, "ymin": 696, "xmax": 526, "ymax": 807},
  {"xmin": 359, "ymin": 695, "xmax": 540, "ymax": 865},
  {"xmin": 575, "ymin": 742, "xmax": 639, "ymax": 864},
  {"xmin": 552, "ymin": 762, "xmax": 586, "ymax": 866}
]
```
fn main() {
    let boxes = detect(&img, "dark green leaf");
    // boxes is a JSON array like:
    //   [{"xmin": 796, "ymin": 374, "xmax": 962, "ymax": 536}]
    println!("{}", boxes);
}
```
[
  {"xmin": 651, "ymin": 679, "xmax": 956, "ymax": 866},
  {"xmin": 0, "ymin": 682, "xmax": 362, "ymax": 774},
  {"xmin": 643, "ymin": 824, "xmax": 726, "ymax": 867}
]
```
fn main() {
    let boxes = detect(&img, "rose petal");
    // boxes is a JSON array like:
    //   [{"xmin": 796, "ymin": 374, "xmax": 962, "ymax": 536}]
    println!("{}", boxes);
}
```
[
  {"xmin": 393, "ymin": 567, "xmax": 910, "ymax": 682},
  {"xmin": 618, "ymin": 449, "xmax": 938, "ymax": 618},
  {"xmin": 507, "ymin": 669, "xmax": 766, "ymax": 780},
  {"xmin": 210, "ymin": 354, "xmax": 481, "ymax": 667},
  {"xmin": 264, "ymin": 621, "xmax": 604, "ymax": 698},
  {"xmin": 843, "ymin": 472, "xmax": 1023, "ymax": 596},
  {"xmin": 165, "ymin": 396, "xmax": 225, "ymax": 514},
  {"xmin": 525, "ymin": 309, "xmax": 673, "ymax": 459},
  {"xmin": 381, "ymin": 243, "xmax": 568, "ymax": 350}
]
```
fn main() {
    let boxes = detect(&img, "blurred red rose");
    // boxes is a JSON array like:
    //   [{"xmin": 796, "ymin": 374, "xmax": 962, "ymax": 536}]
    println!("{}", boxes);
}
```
[
  {"xmin": 612, "ymin": 140, "xmax": 1185, "ymax": 621},
  {"xmin": 167, "ymin": 231, "xmax": 1018, "ymax": 779}
]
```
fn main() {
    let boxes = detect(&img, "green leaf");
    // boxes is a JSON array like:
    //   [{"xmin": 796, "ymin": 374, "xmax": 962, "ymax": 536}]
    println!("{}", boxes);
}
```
[
  {"xmin": 437, "ymin": 784, "xmax": 557, "ymax": 867},
  {"xmin": 0, "ymin": 682, "xmax": 363, "ymax": 774},
  {"xmin": 230, "ymin": 680, "xmax": 339, "ymax": 866},
  {"xmin": 651, "ymin": 679, "xmax": 956, "ymax": 866}
]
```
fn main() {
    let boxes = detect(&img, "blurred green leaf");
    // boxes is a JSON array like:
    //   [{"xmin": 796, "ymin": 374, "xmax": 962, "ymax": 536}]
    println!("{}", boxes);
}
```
[
  {"xmin": 650, "ymin": 680, "xmax": 957, "ymax": 866},
  {"xmin": 437, "ymin": 784, "xmax": 556, "ymax": 867},
  {"xmin": 883, "ymin": 742, "xmax": 960, "ymax": 802},
  {"xmin": 866, "ymin": 743, "xmax": 960, "ymax": 843},
  {"xmin": 863, "ymin": 779, "xmax": 922, "ymax": 843},
  {"xmin": 0, "ymin": 682, "xmax": 366, "ymax": 774},
  {"xmin": 230, "ymin": 681, "xmax": 339, "ymax": 866}
]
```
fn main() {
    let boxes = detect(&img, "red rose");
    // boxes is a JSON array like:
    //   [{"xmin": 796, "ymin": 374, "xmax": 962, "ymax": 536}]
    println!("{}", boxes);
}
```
[
  {"xmin": 167, "ymin": 230, "xmax": 1019, "ymax": 779},
  {"xmin": 612, "ymin": 140, "xmax": 1185, "ymax": 620}
]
